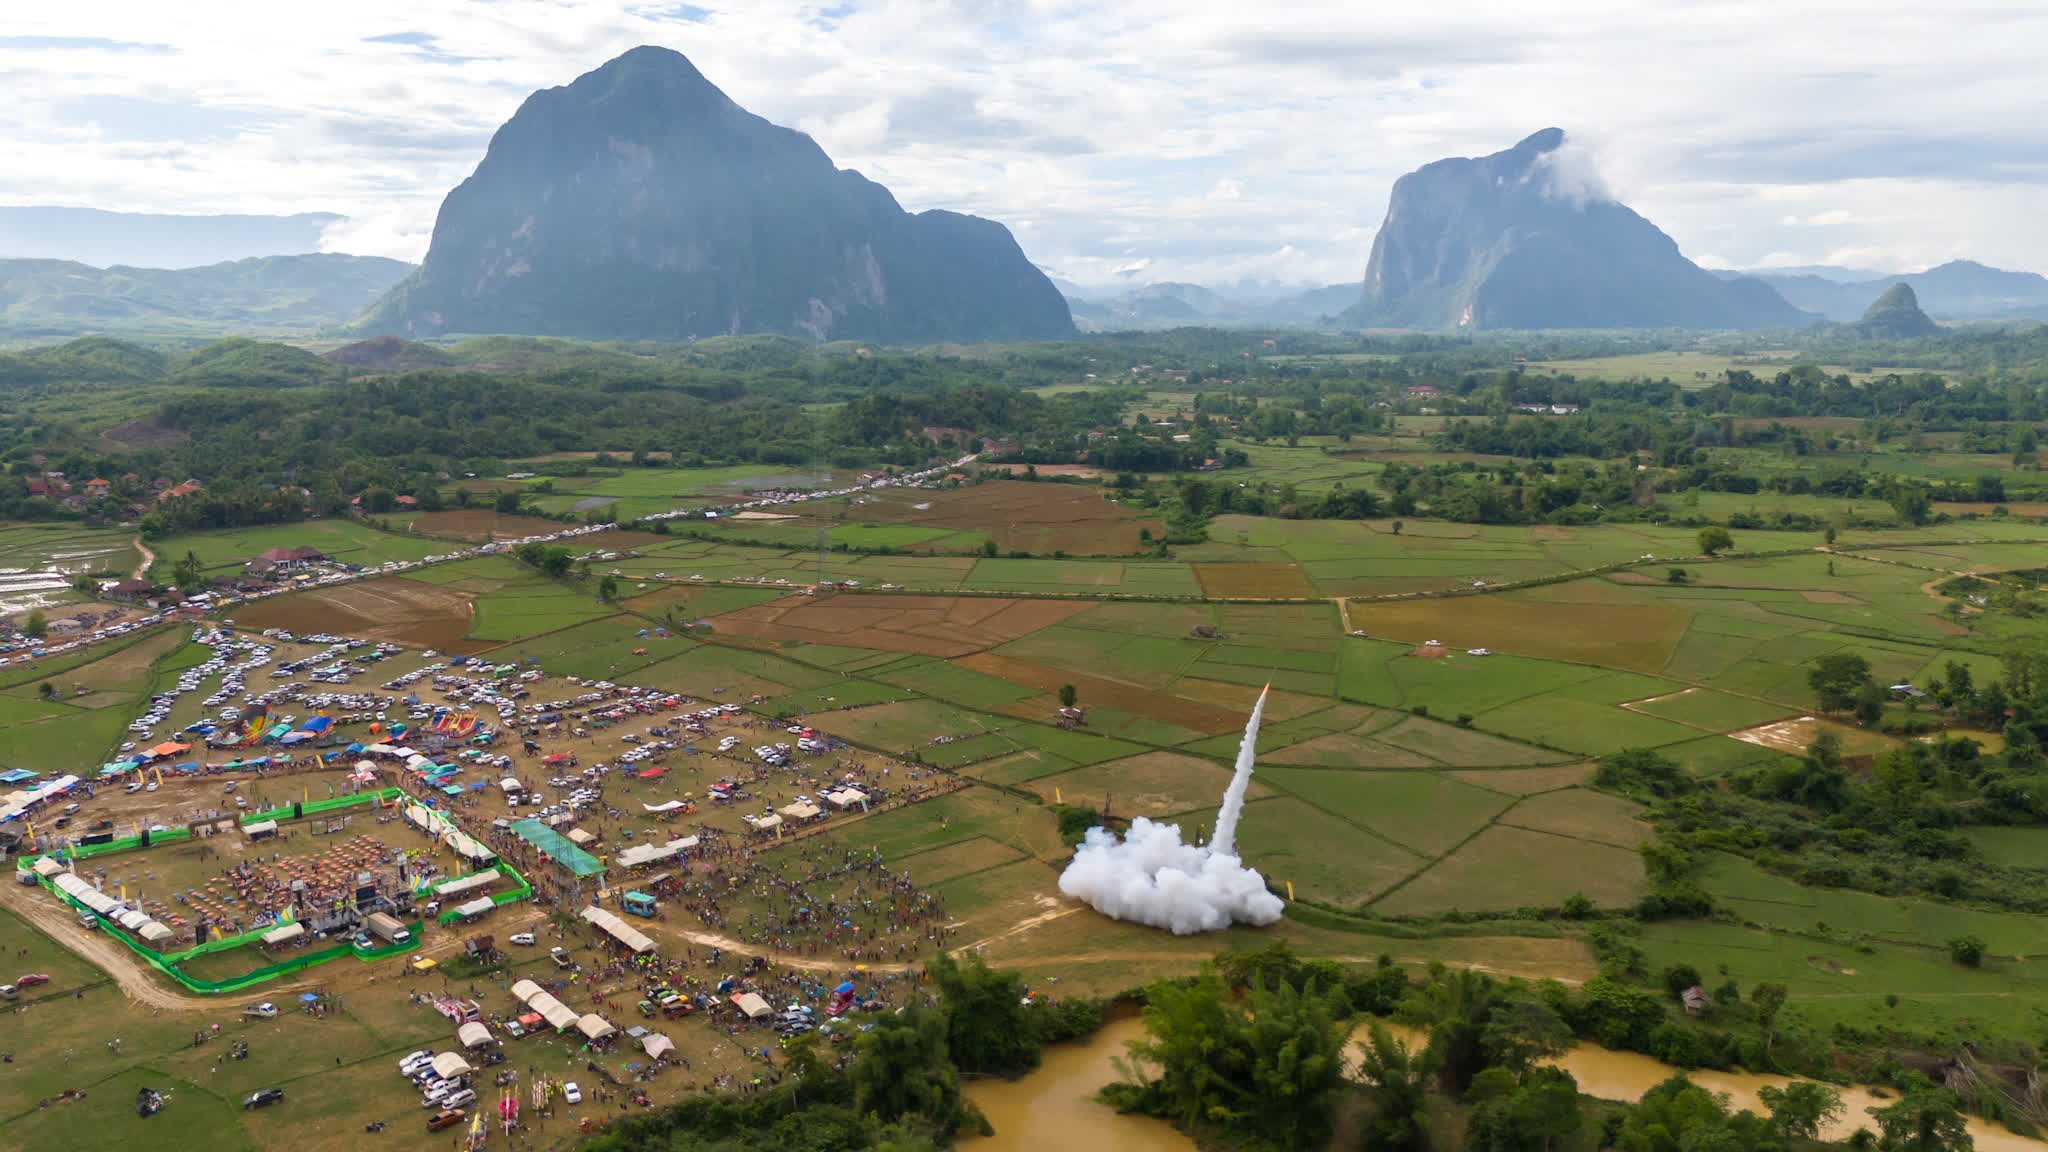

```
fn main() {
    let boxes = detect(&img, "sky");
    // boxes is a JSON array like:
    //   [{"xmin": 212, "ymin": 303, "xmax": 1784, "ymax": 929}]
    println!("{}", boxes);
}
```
[{"xmin": 2, "ymin": 1, "xmax": 2045, "ymax": 290}]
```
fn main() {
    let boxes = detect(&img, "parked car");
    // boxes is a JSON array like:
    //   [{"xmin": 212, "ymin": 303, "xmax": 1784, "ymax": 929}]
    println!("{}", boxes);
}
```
[
  {"xmin": 427, "ymin": 1108, "xmax": 467, "ymax": 1132},
  {"xmin": 562, "ymin": 1082, "xmax": 582, "ymax": 1105},
  {"xmin": 441, "ymin": 1089, "xmax": 477, "ymax": 1110},
  {"xmin": 242, "ymin": 1002, "xmax": 277, "ymax": 1018},
  {"xmin": 15, "ymin": 973, "xmax": 50, "ymax": 988},
  {"xmin": 243, "ymin": 1088, "xmax": 285, "ymax": 1109},
  {"xmin": 508, "ymin": 932, "xmax": 535, "ymax": 946}
]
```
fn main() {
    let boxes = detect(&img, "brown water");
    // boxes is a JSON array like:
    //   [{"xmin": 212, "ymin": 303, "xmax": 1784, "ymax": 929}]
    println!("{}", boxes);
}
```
[{"xmin": 965, "ymin": 1017, "xmax": 2046, "ymax": 1152}]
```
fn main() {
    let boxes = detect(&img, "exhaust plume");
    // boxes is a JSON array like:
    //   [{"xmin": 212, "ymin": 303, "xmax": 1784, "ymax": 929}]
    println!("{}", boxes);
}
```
[{"xmin": 1056, "ymin": 686, "xmax": 1285, "ymax": 934}]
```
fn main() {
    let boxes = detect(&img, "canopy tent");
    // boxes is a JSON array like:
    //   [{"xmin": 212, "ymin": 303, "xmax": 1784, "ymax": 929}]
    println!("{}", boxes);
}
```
[
  {"xmin": 139, "ymin": 922, "xmax": 176, "ymax": 945},
  {"xmin": 530, "ymin": 993, "xmax": 580, "ymax": 1031},
  {"xmin": 261, "ymin": 921, "xmax": 306, "ymax": 946},
  {"xmin": 640, "ymin": 1034, "xmax": 676, "ymax": 1059},
  {"xmin": 824, "ymin": 788, "xmax": 868, "ymax": 809},
  {"xmin": 433, "ymin": 871, "xmax": 499, "ymax": 898},
  {"xmin": 31, "ymin": 856, "xmax": 63, "ymax": 877},
  {"xmin": 580, "ymin": 905, "xmax": 656, "ymax": 953},
  {"xmin": 508, "ymin": 818, "xmax": 604, "ymax": 877},
  {"xmin": 575, "ymin": 1013, "xmax": 617, "ymax": 1040},
  {"xmin": 457, "ymin": 1021, "xmax": 494, "ymax": 1049},
  {"xmin": 565, "ymin": 828, "xmax": 596, "ymax": 847},
  {"xmin": 430, "ymin": 1052, "xmax": 473, "ymax": 1079},
  {"xmin": 730, "ymin": 992, "xmax": 773, "ymax": 1019},
  {"xmin": 510, "ymin": 979, "xmax": 544, "ymax": 1004},
  {"xmin": 0, "ymin": 768, "xmax": 37, "ymax": 784},
  {"xmin": 614, "ymin": 841, "xmax": 678, "ymax": 869},
  {"xmin": 745, "ymin": 814, "xmax": 783, "ymax": 831},
  {"xmin": 116, "ymin": 908, "xmax": 149, "ymax": 930},
  {"xmin": 453, "ymin": 896, "xmax": 495, "ymax": 919},
  {"xmin": 242, "ymin": 820, "xmax": 278, "ymax": 837},
  {"xmin": 641, "ymin": 800, "xmax": 685, "ymax": 813},
  {"xmin": 443, "ymin": 830, "xmax": 496, "ymax": 863},
  {"xmin": 776, "ymin": 801, "xmax": 822, "ymax": 821}
]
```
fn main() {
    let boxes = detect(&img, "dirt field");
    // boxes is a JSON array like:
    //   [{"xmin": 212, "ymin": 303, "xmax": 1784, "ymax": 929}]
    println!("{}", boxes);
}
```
[
  {"xmin": 843, "ymin": 480, "xmax": 1163, "ymax": 554},
  {"xmin": 705, "ymin": 593, "xmax": 1095, "ymax": 657},
  {"xmin": 1192, "ymin": 561, "xmax": 1321, "ymax": 599},
  {"xmin": 1728, "ymin": 716, "xmax": 1898, "ymax": 757},
  {"xmin": 953, "ymin": 651, "xmax": 1248, "ymax": 734},
  {"xmin": 1355, "ymin": 595, "xmax": 1691, "ymax": 675},
  {"xmin": 408, "ymin": 509, "xmax": 567, "ymax": 541},
  {"xmin": 226, "ymin": 577, "xmax": 485, "ymax": 652}
]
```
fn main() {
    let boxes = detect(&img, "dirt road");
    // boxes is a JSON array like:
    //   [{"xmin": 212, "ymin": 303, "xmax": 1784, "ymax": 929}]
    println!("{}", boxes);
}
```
[
  {"xmin": 663, "ymin": 926, "xmax": 916, "ymax": 974},
  {"xmin": 131, "ymin": 535, "xmax": 154, "ymax": 581},
  {"xmin": 3, "ymin": 883, "xmax": 201, "ymax": 1012}
]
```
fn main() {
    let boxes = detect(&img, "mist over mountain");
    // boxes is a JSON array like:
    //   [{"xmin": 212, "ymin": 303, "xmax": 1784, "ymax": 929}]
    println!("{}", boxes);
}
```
[
  {"xmin": 1063, "ymin": 281, "xmax": 1361, "ymax": 330},
  {"xmin": 1718, "ymin": 260, "xmax": 2048, "ymax": 322},
  {"xmin": 359, "ymin": 46, "xmax": 1071, "ymax": 345},
  {"xmin": 0, "ymin": 254, "xmax": 413, "ymax": 340},
  {"xmin": 0, "ymin": 207, "xmax": 345, "ymax": 270},
  {"xmin": 1345, "ymin": 129, "xmax": 1812, "ymax": 331}
]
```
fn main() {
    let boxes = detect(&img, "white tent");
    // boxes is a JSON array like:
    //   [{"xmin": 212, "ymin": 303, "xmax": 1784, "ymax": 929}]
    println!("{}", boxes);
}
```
[
  {"xmin": 575, "ymin": 1013, "xmax": 616, "ymax": 1040},
  {"xmin": 746, "ymin": 814, "xmax": 783, "ymax": 831},
  {"xmin": 116, "ymin": 909, "xmax": 149, "ymax": 930},
  {"xmin": 565, "ymin": 828, "xmax": 596, "ymax": 847},
  {"xmin": 510, "ymin": 979, "xmax": 544, "ymax": 1004},
  {"xmin": 430, "ymin": 1052, "xmax": 473, "ymax": 1079},
  {"xmin": 641, "ymin": 800, "xmax": 685, "ymax": 813},
  {"xmin": 457, "ymin": 1021, "xmax": 494, "ymax": 1049},
  {"xmin": 825, "ymin": 788, "xmax": 867, "ymax": 809},
  {"xmin": 669, "ymin": 835, "xmax": 699, "ymax": 852},
  {"xmin": 31, "ymin": 856, "xmax": 62, "ymax": 878},
  {"xmin": 445, "ymin": 830, "xmax": 495, "ymax": 862},
  {"xmin": 498, "ymin": 778, "xmax": 523, "ymax": 795},
  {"xmin": 242, "ymin": 819, "xmax": 278, "ymax": 837},
  {"xmin": 528, "ymin": 991, "xmax": 579, "ymax": 1030},
  {"xmin": 580, "ymin": 905, "xmax": 655, "ymax": 954},
  {"xmin": 261, "ymin": 922, "xmax": 305, "ymax": 946},
  {"xmin": 453, "ymin": 896, "xmax": 495, "ymax": 920},
  {"xmin": 362, "ymin": 743, "xmax": 397, "ymax": 757},
  {"xmin": 614, "ymin": 841, "xmax": 678, "ymax": 869},
  {"xmin": 641, "ymin": 1034, "xmax": 676, "ymax": 1059},
  {"xmin": 434, "ymin": 871, "xmax": 499, "ymax": 898},
  {"xmin": 730, "ymin": 992, "xmax": 772, "ymax": 1019},
  {"xmin": 777, "ymin": 801, "xmax": 821, "ymax": 821},
  {"xmin": 139, "ymin": 922, "xmax": 175, "ymax": 945}
]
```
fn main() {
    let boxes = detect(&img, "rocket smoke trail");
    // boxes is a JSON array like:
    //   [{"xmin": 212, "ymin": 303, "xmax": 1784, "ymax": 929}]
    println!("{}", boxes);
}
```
[
  {"xmin": 1208, "ymin": 684, "xmax": 1267, "ymax": 858},
  {"xmin": 1056, "ymin": 685, "xmax": 1284, "ymax": 934}
]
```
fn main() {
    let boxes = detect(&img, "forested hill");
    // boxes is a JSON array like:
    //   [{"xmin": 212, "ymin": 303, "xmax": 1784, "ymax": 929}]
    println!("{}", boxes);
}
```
[{"xmin": 0, "ymin": 253, "xmax": 412, "ymax": 339}]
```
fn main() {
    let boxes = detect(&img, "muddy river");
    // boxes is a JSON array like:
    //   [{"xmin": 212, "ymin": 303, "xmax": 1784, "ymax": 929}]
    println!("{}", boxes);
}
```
[{"xmin": 963, "ymin": 1017, "xmax": 2045, "ymax": 1152}]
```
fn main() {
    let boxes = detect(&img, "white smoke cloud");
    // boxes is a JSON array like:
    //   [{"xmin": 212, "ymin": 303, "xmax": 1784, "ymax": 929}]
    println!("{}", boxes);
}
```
[{"xmin": 1056, "ymin": 687, "xmax": 1285, "ymax": 935}]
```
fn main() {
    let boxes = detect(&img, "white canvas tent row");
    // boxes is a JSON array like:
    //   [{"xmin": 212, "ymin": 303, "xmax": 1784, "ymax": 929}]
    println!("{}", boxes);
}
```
[
  {"xmin": 453, "ymin": 896, "xmax": 495, "ymax": 920},
  {"xmin": 777, "ymin": 801, "xmax": 821, "ymax": 821},
  {"xmin": 30, "ymin": 855, "xmax": 62, "ymax": 878},
  {"xmin": 431, "ymin": 1052, "xmax": 473, "ymax": 1079},
  {"xmin": 532, "ymin": 994, "xmax": 580, "ymax": 1031},
  {"xmin": 139, "ymin": 922, "xmax": 175, "ymax": 945},
  {"xmin": 575, "ymin": 1013, "xmax": 616, "ymax": 1041},
  {"xmin": 116, "ymin": 908, "xmax": 149, "ymax": 930},
  {"xmin": 242, "ymin": 819, "xmax": 278, "ymax": 837},
  {"xmin": 457, "ymin": 1021, "xmax": 494, "ymax": 1049},
  {"xmin": 0, "ymin": 774, "xmax": 81, "ymax": 822},
  {"xmin": 433, "ymin": 870, "xmax": 499, "ymax": 898},
  {"xmin": 824, "ymin": 788, "xmax": 867, "ymax": 809},
  {"xmin": 510, "ymin": 978, "xmax": 544, "ymax": 1004},
  {"xmin": 744, "ymin": 814, "xmax": 782, "ymax": 831},
  {"xmin": 580, "ymin": 904, "xmax": 655, "ymax": 954},
  {"xmin": 261, "ymin": 921, "xmax": 306, "ymax": 946},
  {"xmin": 51, "ymin": 872, "xmax": 174, "ymax": 945}
]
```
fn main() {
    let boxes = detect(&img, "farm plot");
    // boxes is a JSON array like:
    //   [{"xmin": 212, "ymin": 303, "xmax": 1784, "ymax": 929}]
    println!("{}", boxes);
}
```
[
  {"xmin": 1352, "ymin": 593, "xmax": 1691, "ymax": 675},
  {"xmin": 1031, "ymin": 751, "xmax": 1268, "ymax": 818},
  {"xmin": 464, "ymin": 578, "xmax": 617, "ymax": 643},
  {"xmin": 704, "ymin": 593, "xmax": 1094, "ymax": 657},
  {"xmin": 1622, "ymin": 686, "xmax": 1794, "ymax": 732},
  {"xmin": 961, "ymin": 557, "xmax": 1199, "ymax": 596},
  {"xmin": 1257, "ymin": 767, "xmax": 1513, "ymax": 857},
  {"xmin": 836, "ymin": 480, "xmax": 1165, "ymax": 556},
  {"xmin": 1501, "ymin": 788, "xmax": 1653, "ymax": 848},
  {"xmin": 406, "ymin": 509, "xmax": 565, "ymax": 541},
  {"xmin": 1226, "ymin": 796, "xmax": 1425, "ymax": 906},
  {"xmin": 955, "ymin": 651, "xmax": 1248, "ymax": 734},
  {"xmin": 226, "ymin": 576, "xmax": 484, "ymax": 652},
  {"xmin": 1192, "ymin": 562, "xmax": 1321, "ymax": 599},
  {"xmin": 1373, "ymin": 824, "xmax": 1648, "ymax": 916},
  {"xmin": 161, "ymin": 520, "xmax": 443, "ymax": 573}
]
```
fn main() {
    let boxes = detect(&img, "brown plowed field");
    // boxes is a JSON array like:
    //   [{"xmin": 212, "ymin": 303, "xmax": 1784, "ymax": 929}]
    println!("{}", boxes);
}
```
[
  {"xmin": 954, "ymin": 652, "xmax": 1246, "ymax": 734},
  {"xmin": 409, "ymin": 509, "xmax": 568, "ymax": 541},
  {"xmin": 844, "ymin": 480, "xmax": 1162, "ymax": 554},
  {"xmin": 706, "ymin": 593, "xmax": 1094, "ymax": 657},
  {"xmin": 1192, "ymin": 562, "xmax": 1320, "ymax": 599},
  {"xmin": 228, "ymin": 576, "xmax": 487, "ymax": 653}
]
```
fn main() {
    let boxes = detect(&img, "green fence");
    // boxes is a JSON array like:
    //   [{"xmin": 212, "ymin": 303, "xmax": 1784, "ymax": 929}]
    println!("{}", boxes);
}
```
[
  {"xmin": 31, "ymin": 870, "xmax": 423, "ymax": 995},
  {"xmin": 240, "ymin": 786, "xmax": 402, "ymax": 826},
  {"xmin": 66, "ymin": 826, "xmax": 193, "ymax": 860},
  {"xmin": 433, "ymin": 860, "xmax": 535, "ymax": 925}
]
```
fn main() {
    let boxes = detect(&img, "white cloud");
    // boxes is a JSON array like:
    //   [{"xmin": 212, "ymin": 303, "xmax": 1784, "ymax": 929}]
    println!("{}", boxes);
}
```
[{"xmin": 0, "ymin": 1, "xmax": 2044, "ymax": 280}]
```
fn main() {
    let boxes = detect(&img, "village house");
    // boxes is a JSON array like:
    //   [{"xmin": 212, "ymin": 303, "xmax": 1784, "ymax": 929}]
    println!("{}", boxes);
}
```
[{"xmin": 157, "ymin": 480, "xmax": 203, "ymax": 503}]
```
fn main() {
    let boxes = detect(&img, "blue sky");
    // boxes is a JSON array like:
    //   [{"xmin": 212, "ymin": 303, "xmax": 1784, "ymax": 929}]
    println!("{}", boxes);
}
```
[{"xmin": 1, "ymin": 2, "xmax": 2043, "ymax": 286}]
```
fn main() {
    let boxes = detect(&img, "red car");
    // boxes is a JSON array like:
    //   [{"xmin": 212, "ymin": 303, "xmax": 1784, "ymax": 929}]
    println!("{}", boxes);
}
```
[{"xmin": 15, "ymin": 974, "xmax": 50, "ymax": 988}]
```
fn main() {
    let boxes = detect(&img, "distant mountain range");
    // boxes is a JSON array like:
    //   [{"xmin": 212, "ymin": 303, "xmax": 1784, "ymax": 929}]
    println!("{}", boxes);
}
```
[
  {"xmin": 1710, "ymin": 261, "xmax": 2048, "ymax": 322},
  {"xmin": 1061, "ymin": 281, "xmax": 1360, "ymax": 330},
  {"xmin": 0, "ymin": 207, "xmax": 344, "ymax": 270},
  {"xmin": 0, "ymin": 254, "xmax": 414, "ymax": 340},
  {"xmin": 359, "ymin": 46, "xmax": 1071, "ymax": 344}
]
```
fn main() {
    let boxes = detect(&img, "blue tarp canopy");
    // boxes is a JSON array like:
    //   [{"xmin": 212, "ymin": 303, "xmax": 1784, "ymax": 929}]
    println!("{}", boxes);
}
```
[
  {"xmin": 280, "ymin": 731, "xmax": 313, "ymax": 744},
  {"xmin": 834, "ymin": 981, "xmax": 855, "ymax": 994},
  {"xmin": 440, "ymin": 785, "xmax": 463, "ymax": 796},
  {"xmin": 299, "ymin": 716, "xmax": 334, "ymax": 733},
  {"xmin": 173, "ymin": 761, "xmax": 200, "ymax": 773}
]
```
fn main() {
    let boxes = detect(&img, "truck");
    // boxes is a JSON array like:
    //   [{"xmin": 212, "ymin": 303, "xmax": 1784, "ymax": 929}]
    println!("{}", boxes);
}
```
[
  {"xmin": 622, "ymin": 891, "xmax": 657, "ymax": 919},
  {"xmin": 364, "ymin": 912, "xmax": 410, "ymax": 946}
]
